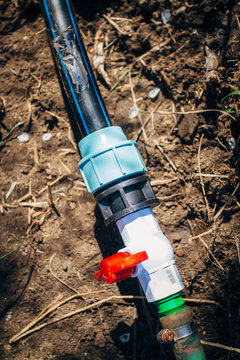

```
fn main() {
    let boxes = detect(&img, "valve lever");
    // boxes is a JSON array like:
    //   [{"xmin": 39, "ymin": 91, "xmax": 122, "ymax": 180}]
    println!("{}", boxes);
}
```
[{"xmin": 94, "ymin": 251, "xmax": 148, "ymax": 284}]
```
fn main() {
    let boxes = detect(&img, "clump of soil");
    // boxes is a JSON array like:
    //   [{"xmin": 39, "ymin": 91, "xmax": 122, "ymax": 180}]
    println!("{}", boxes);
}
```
[{"xmin": 0, "ymin": 1, "xmax": 240, "ymax": 359}]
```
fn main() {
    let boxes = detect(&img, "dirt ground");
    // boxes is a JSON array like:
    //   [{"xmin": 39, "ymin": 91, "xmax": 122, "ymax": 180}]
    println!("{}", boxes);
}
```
[{"xmin": 0, "ymin": 0, "xmax": 240, "ymax": 359}]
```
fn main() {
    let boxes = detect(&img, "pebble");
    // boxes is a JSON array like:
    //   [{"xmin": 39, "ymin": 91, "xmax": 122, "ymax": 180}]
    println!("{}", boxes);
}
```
[
  {"xmin": 175, "ymin": 249, "xmax": 184, "ymax": 257},
  {"xmin": 148, "ymin": 87, "xmax": 160, "ymax": 100},
  {"xmin": 228, "ymin": 137, "xmax": 236, "ymax": 150},
  {"xmin": 128, "ymin": 106, "xmax": 138, "ymax": 119},
  {"xmin": 42, "ymin": 133, "xmax": 52, "ymax": 142},
  {"xmin": 119, "ymin": 333, "xmax": 131, "ymax": 343},
  {"xmin": 161, "ymin": 11, "xmax": 171, "ymax": 24},
  {"xmin": 17, "ymin": 132, "xmax": 29, "ymax": 143}
]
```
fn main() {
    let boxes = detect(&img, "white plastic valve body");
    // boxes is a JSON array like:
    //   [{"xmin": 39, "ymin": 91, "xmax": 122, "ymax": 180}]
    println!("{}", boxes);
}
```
[{"xmin": 116, "ymin": 207, "xmax": 184, "ymax": 302}]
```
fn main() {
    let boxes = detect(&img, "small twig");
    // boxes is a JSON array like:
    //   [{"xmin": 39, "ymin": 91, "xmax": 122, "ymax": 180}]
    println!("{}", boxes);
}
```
[
  {"xmin": 168, "ymin": 101, "xmax": 178, "ymax": 135},
  {"xmin": 104, "ymin": 37, "xmax": 118, "ymax": 50},
  {"xmin": 67, "ymin": 126, "xmax": 77, "ymax": 150},
  {"xmin": 10, "ymin": 290, "xmax": 105, "ymax": 344},
  {"xmin": 235, "ymin": 238, "xmax": 240, "ymax": 265},
  {"xmin": 110, "ymin": 17, "xmax": 134, "ymax": 22},
  {"xmin": 49, "ymin": 253, "xmax": 79, "ymax": 294},
  {"xmin": 19, "ymin": 201, "xmax": 49, "ymax": 208},
  {"xmin": 201, "ymin": 340, "xmax": 240, "ymax": 354},
  {"xmin": 134, "ymin": 98, "xmax": 164, "ymax": 141},
  {"xmin": 59, "ymin": 160, "xmax": 71, "ymax": 174},
  {"xmin": 30, "ymin": 73, "xmax": 42, "ymax": 93},
  {"xmin": 139, "ymin": 38, "xmax": 171, "ymax": 61},
  {"xmin": 168, "ymin": 104, "xmax": 184, "ymax": 134},
  {"xmin": 150, "ymin": 111, "xmax": 154, "ymax": 133},
  {"xmin": 213, "ymin": 183, "xmax": 240, "ymax": 221},
  {"xmin": 194, "ymin": 173, "xmax": 229, "ymax": 179},
  {"xmin": 27, "ymin": 185, "xmax": 33, "ymax": 224},
  {"xmin": 183, "ymin": 298, "xmax": 219, "ymax": 305},
  {"xmin": 129, "ymin": 71, "xmax": 148, "ymax": 143},
  {"xmin": 236, "ymin": 15, "xmax": 240, "ymax": 30},
  {"xmin": 16, "ymin": 191, "xmax": 32, "ymax": 203},
  {"xmin": 9, "ymin": 295, "xmax": 63, "ymax": 344},
  {"xmin": 150, "ymin": 178, "xmax": 178, "ymax": 186},
  {"xmin": 235, "ymin": 200, "xmax": 240, "ymax": 208},
  {"xmin": 103, "ymin": 14, "xmax": 129, "ymax": 37},
  {"xmin": 35, "ymin": 27, "xmax": 46, "ymax": 35},
  {"xmin": 153, "ymin": 39, "xmax": 190, "ymax": 68},
  {"xmin": 25, "ymin": 221, "xmax": 36, "ymax": 235},
  {"xmin": 198, "ymin": 134, "xmax": 212, "ymax": 222},
  {"xmin": 26, "ymin": 100, "xmax": 32, "ymax": 130},
  {"xmin": 217, "ymin": 136, "xmax": 228, "ymax": 151},
  {"xmin": 199, "ymin": 237, "xmax": 224, "ymax": 271},
  {"xmin": 154, "ymin": 108, "xmax": 236, "ymax": 121},
  {"xmin": 5, "ymin": 181, "xmax": 17, "ymax": 200},
  {"xmin": 10, "ymin": 295, "xmax": 145, "ymax": 344},
  {"xmin": 38, "ymin": 174, "xmax": 68, "ymax": 195},
  {"xmin": 47, "ymin": 183, "xmax": 60, "ymax": 217},
  {"xmin": 154, "ymin": 141, "xmax": 177, "ymax": 172},
  {"xmin": 158, "ymin": 193, "xmax": 183, "ymax": 201},
  {"xmin": 47, "ymin": 183, "xmax": 53, "ymax": 208},
  {"xmin": 45, "ymin": 110, "xmax": 68, "ymax": 124},
  {"xmin": 10, "ymin": 68, "xmax": 20, "ymax": 77},
  {"xmin": 27, "ymin": 208, "xmax": 33, "ymax": 225},
  {"xmin": 188, "ymin": 227, "xmax": 215, "ymax": 242}
]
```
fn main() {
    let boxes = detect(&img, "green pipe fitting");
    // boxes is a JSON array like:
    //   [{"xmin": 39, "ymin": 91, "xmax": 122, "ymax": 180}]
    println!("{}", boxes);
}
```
[
  {"xmin": 155, "ymin": 292, "xmax": 186, "ymax": 317},
  {"xmin": 156, "ymin": 295, "xmax": 206, "ymax": 360}
]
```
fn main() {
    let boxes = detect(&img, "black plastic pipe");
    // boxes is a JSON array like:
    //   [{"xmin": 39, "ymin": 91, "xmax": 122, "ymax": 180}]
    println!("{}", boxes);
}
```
[
  {"xmin": 40, "ymin": 3, "xmax": 206, "ymax": 360},
  {"xmin": 41, "ymin": 0, "xmax": 112, "ymax": 138}
]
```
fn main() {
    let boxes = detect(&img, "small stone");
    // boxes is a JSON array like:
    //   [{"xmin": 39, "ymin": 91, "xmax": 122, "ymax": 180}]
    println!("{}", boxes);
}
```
[
  {"xmin": 228, "ymin": 137, "xmax": 236, "ymax": 150},
  {"xmin": 148, "ymin": 87, "xmax": 160, "ymax": 100},
  {"xmin": 178, "ymin": 113, "xmax": 199, "ymax": 142},
  {"xmin": 119, "ymin": 333, "xmax": 131, "ymax": 343},
  {"xmin": 17, "ymin": 132, "xmax": 29, "ymax": 143},
  {"xmin": 128, "ymin": 106, "xmax": 138, "ymax": 119},
  {"xmin": 175, "ymin": 249, "xmax": 184, "ymax": 257},
  {"xmin": 161, "ymin": 11, "xmax": 171, "ymax": 24},
  {"xmin": 42, "ymin": 133, "xmax": 52, "ymax": 142}
]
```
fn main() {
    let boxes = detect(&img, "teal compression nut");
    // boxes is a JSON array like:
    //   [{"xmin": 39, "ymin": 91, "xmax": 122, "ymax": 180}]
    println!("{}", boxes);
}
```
[{"xmin": 78, "ymin": 126, "xmax": 147, "ymax": 194}]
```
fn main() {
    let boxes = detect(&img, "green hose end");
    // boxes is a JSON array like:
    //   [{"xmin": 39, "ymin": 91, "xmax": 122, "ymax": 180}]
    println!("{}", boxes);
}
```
[{"xmin": 155, "ymin": 292, "xmax": 186, "ymax": 317}]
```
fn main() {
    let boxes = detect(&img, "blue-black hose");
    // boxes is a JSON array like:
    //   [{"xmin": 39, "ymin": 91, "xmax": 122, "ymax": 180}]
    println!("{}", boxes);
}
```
[{"xmin": 40, "ymin": 0, "xmax": 112, "ymax": 138}]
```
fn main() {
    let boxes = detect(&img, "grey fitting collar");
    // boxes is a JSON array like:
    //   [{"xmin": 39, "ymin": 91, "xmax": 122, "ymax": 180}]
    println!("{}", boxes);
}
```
[{"xmin": 173, "ymin": 321, "xmax": 197, "ymax": 341}]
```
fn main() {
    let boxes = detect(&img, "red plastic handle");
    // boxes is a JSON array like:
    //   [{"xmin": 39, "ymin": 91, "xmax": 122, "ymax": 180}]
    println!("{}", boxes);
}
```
[{"xmin": 94, "ymin": 251, "xmax": 148, "ymax": 284}]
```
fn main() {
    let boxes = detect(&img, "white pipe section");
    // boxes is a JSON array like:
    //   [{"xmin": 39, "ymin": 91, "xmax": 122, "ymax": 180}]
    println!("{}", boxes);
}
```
[{"xmin": 116, "ymin": 208, "xmax": 184, "ymax": 302}]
